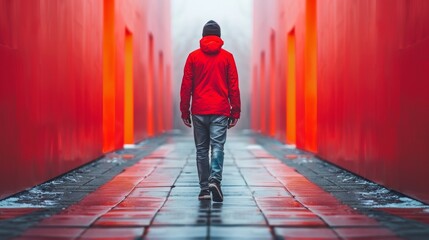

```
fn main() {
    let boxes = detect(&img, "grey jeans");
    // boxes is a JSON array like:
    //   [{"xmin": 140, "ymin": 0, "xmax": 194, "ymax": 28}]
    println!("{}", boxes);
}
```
[{"xmin": 192, "ymin": 114, "xmax": 228, "ymax": 190}]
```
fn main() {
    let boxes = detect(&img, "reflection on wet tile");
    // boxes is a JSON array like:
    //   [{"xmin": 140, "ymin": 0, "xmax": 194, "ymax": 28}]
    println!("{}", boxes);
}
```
[
  {"xmin": 144, "ymin": 226, "xmax": 207, "ymax": 239},
  {"xmin": 211, "ymin": 215, "xmax": 266, "ymax": 225},
  {"xmin": 210, "ymin": 226, "xmax": 273, "ymax": 240},
  {"xmin": 221, "ymin": 186, "xmax": 253, "ymax": 197},
  {"xmin": 250, "ymin": 187, "xmax": 292, "ymax": 197},
  {"xmin": 152, "ymin": 213, "xmax": 208, "ymax": 226}
]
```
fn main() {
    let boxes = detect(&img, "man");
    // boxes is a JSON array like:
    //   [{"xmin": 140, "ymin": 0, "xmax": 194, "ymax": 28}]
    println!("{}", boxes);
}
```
[{"xmin": 180, "ymin": 20, "xmax": 241, "ymax": 202}]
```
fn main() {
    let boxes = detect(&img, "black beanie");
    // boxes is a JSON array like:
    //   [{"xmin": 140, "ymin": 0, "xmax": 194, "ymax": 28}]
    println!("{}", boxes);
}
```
[{"xmin": 202, "ymin": 20, "xmax": 221, "ymax": 37}]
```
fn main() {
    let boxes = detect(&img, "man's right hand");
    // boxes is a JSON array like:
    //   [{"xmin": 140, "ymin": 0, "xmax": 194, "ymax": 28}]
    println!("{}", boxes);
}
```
[{"xmin": 182, "ymin": 118, "xmax": 192, "ymax": 128}]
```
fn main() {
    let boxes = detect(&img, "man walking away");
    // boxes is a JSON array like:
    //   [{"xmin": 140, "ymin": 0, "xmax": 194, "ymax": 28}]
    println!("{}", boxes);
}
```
[{"xmin": 180, "ymin": 20, "xmax": 241, "ymax": 202}]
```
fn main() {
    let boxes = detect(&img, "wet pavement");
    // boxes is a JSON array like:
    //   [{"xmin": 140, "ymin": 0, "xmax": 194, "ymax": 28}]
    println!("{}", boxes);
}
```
[{"xmin": 1, "ymin": 131, "xmax": 429, "ymax": 239}]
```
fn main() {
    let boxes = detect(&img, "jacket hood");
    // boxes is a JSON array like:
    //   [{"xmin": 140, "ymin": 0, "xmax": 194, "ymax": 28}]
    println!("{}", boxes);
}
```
[{"xmin": 200, "ymin": 36, "xmax": 224, "ymax": 54}]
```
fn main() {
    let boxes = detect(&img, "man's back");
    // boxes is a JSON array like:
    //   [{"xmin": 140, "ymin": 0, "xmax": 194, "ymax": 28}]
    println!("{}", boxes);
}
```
[{"xmin": 182, "ymin": 35, "xmax": 239, "ymax": 118}]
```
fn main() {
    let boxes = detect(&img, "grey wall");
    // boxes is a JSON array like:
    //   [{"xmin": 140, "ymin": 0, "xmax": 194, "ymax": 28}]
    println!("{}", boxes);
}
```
[{"xmin": 171, "ymin": 0, "xmax": 253, "ymax": 132}]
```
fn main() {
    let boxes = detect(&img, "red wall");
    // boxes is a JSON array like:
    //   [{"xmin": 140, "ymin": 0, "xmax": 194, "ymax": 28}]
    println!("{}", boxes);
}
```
[
  {"xmin": 253, "ymin": 0, "xmax": 316, "ymax": 150},
  {"xmin": 252, "ymin": 0, "xmax": 429, "ymax": 203},
  {"xmin": 0, "ymin": 0, "xmax": 171, "ymax": 199},
  {"xmin": 317, "ymin": 0, "xmax": 429, "ymax": 203}
]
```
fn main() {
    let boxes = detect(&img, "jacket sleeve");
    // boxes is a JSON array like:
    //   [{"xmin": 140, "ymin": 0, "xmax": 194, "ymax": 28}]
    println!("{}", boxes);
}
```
[
  {"xmin": 227, "ymin": 54, "xmax": 241, "ymax": 119},
  {"xmin": 180, "ymin": 54, "xmax": 193, "ymax": 119}
]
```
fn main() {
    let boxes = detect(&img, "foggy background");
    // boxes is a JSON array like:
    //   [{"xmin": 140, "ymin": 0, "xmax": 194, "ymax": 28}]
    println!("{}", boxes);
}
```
[{"xmin": 171, "ymin": 0, "xmax": 253, "ymax": 132}]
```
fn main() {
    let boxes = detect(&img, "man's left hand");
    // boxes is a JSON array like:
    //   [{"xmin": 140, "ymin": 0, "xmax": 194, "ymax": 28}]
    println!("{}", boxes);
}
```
[{"xmin": 228, "ymin": 118, "xmax": 238, "ymax": 129}]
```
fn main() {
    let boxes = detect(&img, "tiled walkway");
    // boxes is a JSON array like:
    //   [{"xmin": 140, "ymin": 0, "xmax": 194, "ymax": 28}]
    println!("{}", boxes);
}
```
[{"xmin": 2, "ymin": 133, "xmax": 429, "ymax": 239}]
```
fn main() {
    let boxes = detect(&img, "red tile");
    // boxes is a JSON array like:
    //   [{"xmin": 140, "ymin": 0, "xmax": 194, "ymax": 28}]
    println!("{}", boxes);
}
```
[
  {"xmin": 275, "ymin": 227, "xmax": 339, "ymax": 239},
  {"xmin": 256, "ymin": 197, "xmax": 304, "ymax": 208},
  {"xmin": 341, "ymin": 237, "xmax": 402, "ymax": 240},
  {"xmin": 78, "ymin": 196, "xmax": 125, "ymax": 207},
  {"xmin": 136, "ymin": 159, "xmax": 161, "ymax": 166},
  {"xmin": 91, "ymin": 188, "xmax": 132, "ymax": 196},
  {"xmin": 288, "ymin": 190, "xmax": 329, "ymax": 197},
  {"xmin": 104, "ymin": 177, "xmax": 145, "ymax": 186},
  {"xmin": 102, "ymin": 210, "xmax": 156, "ymax": 219},
  {"xmin": 308, "ymin": 205, "xmax": 357, "ymax": 216},
  {"xmin": 334, "ymin": 227, "xmax": 397, "ymax": 238},
  {"xmin": 136, "ymin": 181, "xmax": 175, "ymax": 187},
  {"xmin": 59, "ymin": 206, "xmax": 110, "ymax": 216},
  {"xmin": 122, "ymin": 154, "xmax": 135, "ymax": 159},
  {"xmin": 276, "ymin": 176, "xmax": 309, "ymax": 183},
  {"xmin": 93, "ymin": 217, "xmax": 152, "ymax": 227},
  {"xmin": 144, "ymin": 149, "xmax": 171, "ymax": 158},
  {"xmin": 117, "ymin": 198, "xmax": 165, "ymax": 208},
  {"xmin": 255, "ymin": 207, "xmax": 309, "ymax": 213},
  {"xmin": 112, "ymin": 206, "xmax": 161, "ymax": 212},
  {"xmin": 22, "ymin": 227, "xmax": 85, "ymax": 238},
  {"xmin": 249, "ymin": 149, "xmax": 274, "ymax": 158},
  {"xmin": 379, "ymin": 207, "xmax": 429, "ymax": 225},
  {"xmin": 101, "ymin": 184, "xmax": 137, "ymax": 191},
  {"xmin": 248, "ymin": 181, "xmax": 284, "ymax": 187},
  {"xmin": 37, "ymin": 215, "xmax": 99, "ymax": 227},
  {"xmin": 110, "ymin": 206, "xmax": 159, "ymax": 211},
  {"xmin": 129, "ymin": 187, "xmax": 170, "ymax": 195},
  {"xmin": 121, "ymin": 167, "xmax": 155, "ymax": 176},
  {"xmin": 286, "ymin": 184, "xmax": 323, "ymax": 191},
  {"xmin": 13, "ymin": 237, "xmax": 73, "ymax": 240},
  {"xmin": 264, "ymin": 210, "xmax": 318, "ymax": 219},
  {"xmin": 124, "ymin": 196, "xmax": 167, "ymax": 202},
  {"xmin": 268, "ymin": 218, "xmax": 326, "ymax": 227},
  {"xmin": 0, "ymin": 208, "xmax": 40, "ymax": 220},
  {"xmin": 80, "ymin": 227, "xmax": 144, "ymax": 239},
  {"xmin": 321, "ymin": 215, "xmax": 379, "ymax": 227},
  {"xmin": 260, "ymin": 158, "xmax": 283, "ymax": 163},
  {"xmin": 294, "ymin": 196, "xmax": 341, "ymax": 206},
  {"xmin": 266, "ymin": 169, "xmax": 301, "ymax": 177}
]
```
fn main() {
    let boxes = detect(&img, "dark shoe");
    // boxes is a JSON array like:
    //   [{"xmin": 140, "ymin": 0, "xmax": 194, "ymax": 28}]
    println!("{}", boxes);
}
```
[
  {"xmin": 209, "ymin": 180, "xmax": 223, "ymax": 202},
  {"xmin": 198, "ymin": 189, "xmax": 211, "ymax": 200}
]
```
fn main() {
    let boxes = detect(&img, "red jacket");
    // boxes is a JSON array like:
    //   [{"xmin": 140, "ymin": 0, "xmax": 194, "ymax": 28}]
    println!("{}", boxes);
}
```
[{"xmin": 180, "ymin": 36, "xmax": 241, "ymax": 120}]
